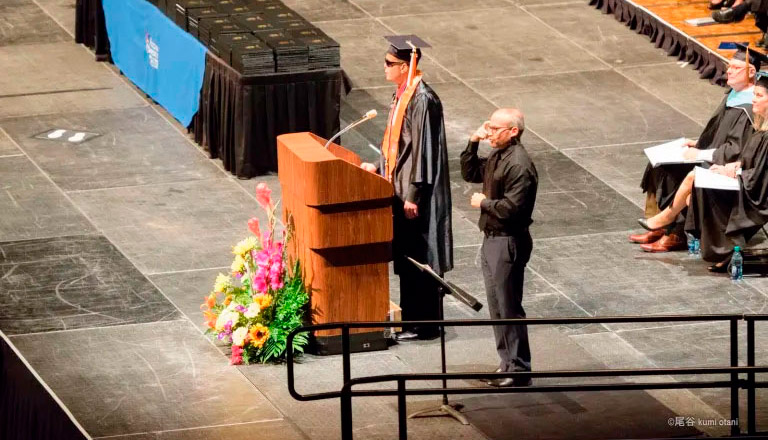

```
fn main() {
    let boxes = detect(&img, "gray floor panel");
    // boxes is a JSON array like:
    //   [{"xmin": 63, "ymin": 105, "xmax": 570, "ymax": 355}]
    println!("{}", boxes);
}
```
[
  {"xmin": 470, "ymin": 70, "xmax": 704, "ymax": 149},
  {"xmin": 0, "ymin": 235, "xmax": 180, "ymax": 335},
  {"xmin": 0, "ymin": 156, "xmax": 94, "ymax": 242},
  {"xmin": 10, "ymin": 320, "xmax": 283, "ymax": 438},
  {"xmin": 70, "ymin": 178, "xmax": 261, "ymax": 274},
  {"xmin": 380, "ymin": 7, "xmax": 605, "ymax": 80},
  {"xmin": 281, "ymin": 0, "xmax": 365, "ymax": 22},
  {"xmin": 618, "ymin": 63, "xmax": 727, "ymax": 127},
  {"xmin": 525, "ymin": 2, "xmax": 673, "ymax": 68},
  {"xmin": 1, "ymin": 107, "xmax": 222, "ymax": 191},
  {"xmin": 0, "ymin": 42, "xmax": 147, "ymax": 119},
  {"xmin": 317, "ymin": 18, "xmax": 454, "ymax": 89},
  {"xmin": 0, "ymin": 1, "xmax": 69, "ymax": 46}
]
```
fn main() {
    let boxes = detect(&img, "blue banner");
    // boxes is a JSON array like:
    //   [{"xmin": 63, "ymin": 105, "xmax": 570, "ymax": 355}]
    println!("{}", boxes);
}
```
[{"xmin": 102, "ymin": 0, "xmax": 206, "ymax": 127}]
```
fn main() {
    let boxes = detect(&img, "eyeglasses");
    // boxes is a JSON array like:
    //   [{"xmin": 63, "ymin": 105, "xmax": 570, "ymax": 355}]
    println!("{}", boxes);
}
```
[
  {"xmin": 485, "ymin": 124, "xmax": 512, "ymax": 133},
  {"xmin": 385, "ymin": 58, "xmax": 405, "ymax": 67}
]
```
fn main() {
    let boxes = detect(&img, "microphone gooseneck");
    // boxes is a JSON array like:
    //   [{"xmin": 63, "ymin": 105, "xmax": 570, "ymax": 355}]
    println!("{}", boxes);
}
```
[{"xmin": 324, "ymin": 110, "xmax": 378, "ymax": 149}]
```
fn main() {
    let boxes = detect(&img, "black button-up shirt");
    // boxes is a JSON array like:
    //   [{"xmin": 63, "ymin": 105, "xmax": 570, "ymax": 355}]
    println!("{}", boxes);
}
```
[{"xmin": 460, "ymin": 139, "xmax": 538, "ymax": 235}]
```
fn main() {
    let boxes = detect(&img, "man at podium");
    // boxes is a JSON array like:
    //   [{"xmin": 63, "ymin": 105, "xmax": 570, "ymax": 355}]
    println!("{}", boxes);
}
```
[{"xmin": 361, "ymin": 35, "xmax": 453, "ymax": 341}]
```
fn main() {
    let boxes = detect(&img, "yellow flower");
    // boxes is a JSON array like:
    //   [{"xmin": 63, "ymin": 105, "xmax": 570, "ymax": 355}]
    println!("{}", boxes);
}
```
[
  {"xmin": 248, "ymin": 324, "xmax": 270, "ymax": 348},
  {"xmin": 252, "ymin": 294, "xmax": 273, "ymax": 309},
  {"xmin": 214, "ymin": 273, "xmax": 232, "ymax": 293},
  {"xmin": 232, "ymin": 236, "xmax": 258, "ymax": 256},
  {"xmin": 230, "ymin": 255, "xmax": 246, "ymax": 274}
]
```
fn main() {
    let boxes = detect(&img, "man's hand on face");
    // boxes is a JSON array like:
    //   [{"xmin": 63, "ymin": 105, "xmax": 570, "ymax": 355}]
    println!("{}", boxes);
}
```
[
  {"xmin": 403, "ymin": 200, "xmax": 419, "ymax": 219},
  {"xmin": 360, "ymin": 162, "xmax": 377, "ymax": 173},
  {"xmin": 470, "ymin": 123, "xmax": 489, "ymax": 143},
  {"xmin": 470, "ymin": 192, "xmax": 486, "ymax": 208}
]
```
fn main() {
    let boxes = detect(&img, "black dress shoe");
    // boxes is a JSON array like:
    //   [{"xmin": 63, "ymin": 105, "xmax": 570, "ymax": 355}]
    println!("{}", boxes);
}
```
[
  {"xmin": 487, "ymin": 377, "xmax": 533, "ymax": 388},
  {"xmin": 637, "ymin": 218, "xmax": 660, "ymax": 232},
  {"xmin": 393, "ymin": 330, "xmax": 419, "ymax": 341},
  {"xmin": 712, "ymin": 7, "xmax": 746, "ymax": 23}
]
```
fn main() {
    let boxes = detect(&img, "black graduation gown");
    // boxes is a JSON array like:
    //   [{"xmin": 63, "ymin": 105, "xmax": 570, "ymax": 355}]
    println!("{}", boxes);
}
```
[
  {"xmin": 640, "ymin": 92, "xmax": 753, "ymax": 210},
  {"xmin": 685, "ymin": 129, "xmax": 768, "ymax": 262},
  {"xmin": 379, "ymin": 81, "xmax": 454, "ymax": 276}
]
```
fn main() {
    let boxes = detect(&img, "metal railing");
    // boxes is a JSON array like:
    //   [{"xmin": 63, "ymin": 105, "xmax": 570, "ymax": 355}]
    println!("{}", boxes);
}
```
[{"xmin": 287, "ymin": 314, "xmax": 768, "ymax": 439}]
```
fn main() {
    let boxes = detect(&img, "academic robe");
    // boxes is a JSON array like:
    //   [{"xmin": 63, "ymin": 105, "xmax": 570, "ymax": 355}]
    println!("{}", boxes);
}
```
[
  {"xmin": 685, "ymin": 129, "xmax": 768, "ymax": 262},
  {"xmin": 640, "ymin": 92, "xmax": 753, "ymax": 211},
  {"xmin": 379, "ymin": 80, "xmax": 454, "ymax": 276}
]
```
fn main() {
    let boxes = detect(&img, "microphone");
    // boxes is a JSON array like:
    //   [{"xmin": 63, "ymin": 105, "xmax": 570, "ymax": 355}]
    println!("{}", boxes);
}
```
[{"xmin": 324, "ymin": 110, "xmax": 377, "ymax": 149}]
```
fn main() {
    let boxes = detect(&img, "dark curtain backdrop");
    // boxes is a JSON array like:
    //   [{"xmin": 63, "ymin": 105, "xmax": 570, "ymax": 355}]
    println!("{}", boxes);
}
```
[
  {"xmin": 1, "ymin": 337, "xmax": 87, "ymax": 440},
  {"xmin": 75, "ymin": 0, "xmax": 110, "ymax": 61}
]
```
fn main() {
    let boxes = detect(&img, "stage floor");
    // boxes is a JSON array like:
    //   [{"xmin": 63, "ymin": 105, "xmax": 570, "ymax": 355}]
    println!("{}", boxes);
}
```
[{"xmin": 2, "ymin": 0, "xmax": 768, "ymax": 438}]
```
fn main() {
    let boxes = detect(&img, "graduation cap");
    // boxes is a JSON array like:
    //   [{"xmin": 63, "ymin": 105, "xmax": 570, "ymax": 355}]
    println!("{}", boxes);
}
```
[
  {"xmin": 755, "ymin": 70, "xmax": 768, "ymax": 89},
  {"xmin": 733, "ymin": 43, "xmax": 768, "ymax": 71},
  {"xmin": 385, "ymin": 35, "xmax": 430, "ymax": 87},
  {"xmin": 384, "ymin": 35, "xmax": 430, "ymax": 64}
]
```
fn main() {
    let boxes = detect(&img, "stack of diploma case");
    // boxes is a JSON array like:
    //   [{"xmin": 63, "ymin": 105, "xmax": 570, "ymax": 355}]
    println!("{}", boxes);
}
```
[{"xmin": 152, "ymin": 0, "xmax": 341, "ymax": 76}]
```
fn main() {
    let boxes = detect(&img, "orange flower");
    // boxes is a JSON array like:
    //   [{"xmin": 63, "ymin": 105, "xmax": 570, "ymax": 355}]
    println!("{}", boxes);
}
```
[
  {"xmin": 203, "ymin": 310, "xmax": 218, "ymax": 329},
  {"xmin": 204, "ymin": 293, "xmax": 216, "ymax": 309},
  {"xmin": 223, "ymin": 295, "xmax": 233, "ymax": 306},
  {"xmin": 252, "ymin": 294, "xmax": 273, "ymax": 309},
  {"xmin": 248, "ymin": 324, "xmax": 270, "ymax": 348}
]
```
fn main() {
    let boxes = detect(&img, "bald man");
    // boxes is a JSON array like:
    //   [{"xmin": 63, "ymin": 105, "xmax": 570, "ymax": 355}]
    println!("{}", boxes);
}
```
[{"xmin": 460, "ymin": 108, "xmax": 538, "ymax": 387}]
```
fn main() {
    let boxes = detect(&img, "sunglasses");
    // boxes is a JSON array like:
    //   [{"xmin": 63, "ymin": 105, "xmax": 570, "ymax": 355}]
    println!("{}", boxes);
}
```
[{"xmin": 385, "ymin": 58, "xmax": 406, "ymax": 67}]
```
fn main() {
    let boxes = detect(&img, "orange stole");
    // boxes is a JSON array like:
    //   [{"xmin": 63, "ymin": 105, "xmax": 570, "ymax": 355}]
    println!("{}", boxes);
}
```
[{"xmin": 382, "ymin": 72, "xmax": 422, "ymax": 181}]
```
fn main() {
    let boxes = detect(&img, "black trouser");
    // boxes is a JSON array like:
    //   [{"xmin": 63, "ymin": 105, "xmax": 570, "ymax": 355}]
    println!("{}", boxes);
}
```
[
  {"xmin": 392, "ymin": 200, "xmax": 441, "ymax": 335},
  {"xmin": 480, "ymin": 233, "xmax": 532, "ymax": 372}
]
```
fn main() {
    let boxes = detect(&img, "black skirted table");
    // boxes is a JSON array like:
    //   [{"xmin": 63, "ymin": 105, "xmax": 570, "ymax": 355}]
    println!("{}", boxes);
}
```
[
  {"xmin": 74, "ymin": 0, "xmax": 347, "ymax": 177},
  {"xmin": 195, "ymin": 53, "xmax": 345, "ymax": 176}
]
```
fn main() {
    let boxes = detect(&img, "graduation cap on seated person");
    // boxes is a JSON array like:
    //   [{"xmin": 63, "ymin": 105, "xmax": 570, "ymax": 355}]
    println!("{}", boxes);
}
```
[
  {"xmin": 733, "ymin": 43, "xmax": 768, "ymax": 82},
  {"xmin": 385, "ymin": 35, "xmax": 430, "ymax": 87},
  {"xmin": 755, "ymin": 70, "xmax": 768, "ymax": 89}
]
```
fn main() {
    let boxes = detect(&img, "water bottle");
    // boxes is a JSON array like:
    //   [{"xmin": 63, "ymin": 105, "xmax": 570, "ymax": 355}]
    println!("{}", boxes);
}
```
[
  {"xmin": 730, "ymin": 246, "xmax": 743, "ymax": 282},
  {"xmin": 686, "ymin": 233, "xmax": 700, "ymax": 258}
]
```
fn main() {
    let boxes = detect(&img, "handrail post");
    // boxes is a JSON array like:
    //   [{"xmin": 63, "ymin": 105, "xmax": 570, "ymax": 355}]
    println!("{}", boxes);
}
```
[
  {"xmin": 730, "ymin": 318, "xmax": 740, "ymax": 436},
  {"xmin": 287, "ymin": 330, "xmax": 295, "ymax": 396},
  {"xmin": 398, "ymin": 379, "xmax": 408, "ymax": 440},
  {"xmin": 342, "ymin": 325, "xmax": 351, "ymax": 385},
  {"xmin": 340, "ymin": 326, "xmax": 353, "ymax": 440},
  {"xmin": 748, "ymin": 317, "xmax": 756, "ymax": 435},
  {"xmin": 341, "ymin": 383, "xmax": 353, "ymax": 440}
]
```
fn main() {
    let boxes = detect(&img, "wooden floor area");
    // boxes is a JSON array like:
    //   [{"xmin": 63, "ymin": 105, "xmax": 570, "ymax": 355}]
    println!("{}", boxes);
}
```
[{"xmin": 633, "ymin": 0, "xmax": 767, "ymax": 58}]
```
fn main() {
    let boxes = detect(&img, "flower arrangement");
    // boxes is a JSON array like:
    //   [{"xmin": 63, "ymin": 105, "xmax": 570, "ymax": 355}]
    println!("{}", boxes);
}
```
[{"xmin": 201, "ymin": 183, "xmax": 309, "ymax": 364}]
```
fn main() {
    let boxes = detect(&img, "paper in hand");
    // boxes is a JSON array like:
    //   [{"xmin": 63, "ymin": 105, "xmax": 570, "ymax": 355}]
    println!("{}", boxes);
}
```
[
  {"xmin": 693, "ymin": 166, "xmax": 739, "ymax": 191},
  {"xmin": 644, "ymin": 138, "xmax": 705, "ymax": 167}
]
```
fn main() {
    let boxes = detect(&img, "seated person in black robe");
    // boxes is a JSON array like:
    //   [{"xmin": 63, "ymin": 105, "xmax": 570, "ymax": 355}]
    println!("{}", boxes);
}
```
[
  {"xmin": 640, "ymin": 73, "xmax": 768, "ymax": 268},
  {"xmin": 632, "ymin": 47, "xmax": 758, "ymax": 252}
]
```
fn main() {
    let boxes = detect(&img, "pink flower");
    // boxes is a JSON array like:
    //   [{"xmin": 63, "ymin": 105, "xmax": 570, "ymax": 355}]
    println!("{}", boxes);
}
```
[
  {"xmin": 255, "ymin": 183, "xmax": 272, "ymax": 208},
  {"xmin": 230, "ymin": 345, "xmax": 244, "ymax": 365},
  {"xmin": 250, "ymin": 240, "xmax": 285, "ymax": 293},
  {"xmin": 248, "ymin": 218, "xmax": 261, "ymax": 237}
]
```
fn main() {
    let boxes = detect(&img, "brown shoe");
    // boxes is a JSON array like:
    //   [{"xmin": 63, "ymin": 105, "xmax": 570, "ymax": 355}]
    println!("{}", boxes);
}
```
[
  {"xmin": 629, "ymin": 229, "xmax": 664, "ymax": 244},
  {"xmin": 640, "ymin": 233, "xmax": 687, "ymax": 253}
]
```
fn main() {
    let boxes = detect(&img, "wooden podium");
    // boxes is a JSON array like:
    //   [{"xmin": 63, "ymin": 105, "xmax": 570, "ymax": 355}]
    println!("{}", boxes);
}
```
[{"xmin": 277, "ymin": 132, "xmax": 393, "ymax": 355}]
